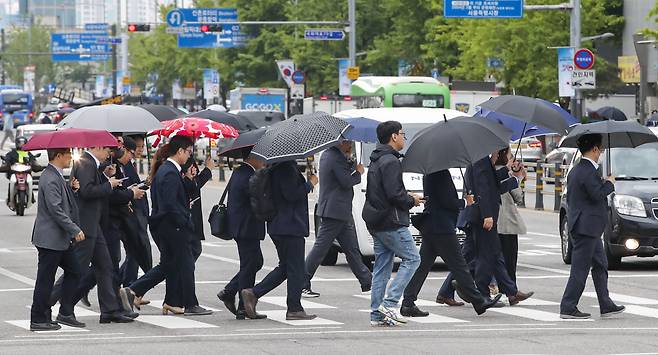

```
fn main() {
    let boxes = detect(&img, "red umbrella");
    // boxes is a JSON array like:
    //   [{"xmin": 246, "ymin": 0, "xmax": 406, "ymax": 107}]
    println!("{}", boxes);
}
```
[
  {"xmin": 150, "ymin": 117, "xmax": 240, "ymax": 139},
  {"xmin": 22, "ymin": 128, "xmax": 120, "ymax": 151}
]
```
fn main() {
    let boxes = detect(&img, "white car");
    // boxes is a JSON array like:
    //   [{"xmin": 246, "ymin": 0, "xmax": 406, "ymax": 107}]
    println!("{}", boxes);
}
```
[{"xmin": 318, "ymin": 107, "xmax": 467, "ymax": 266}]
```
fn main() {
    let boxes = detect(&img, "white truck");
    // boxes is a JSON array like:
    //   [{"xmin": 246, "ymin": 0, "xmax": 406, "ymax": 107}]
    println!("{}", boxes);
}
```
[
  {"xmin": 303, "ymin": 96, "xmax": 358, "ymax": 115},
  {"xmin": 229, "ymin": 87, "xmax": 288, "ymax": 118},
  {"xmin": 450, "ymin": 90, "xmax": 500, "ymax": 115}
]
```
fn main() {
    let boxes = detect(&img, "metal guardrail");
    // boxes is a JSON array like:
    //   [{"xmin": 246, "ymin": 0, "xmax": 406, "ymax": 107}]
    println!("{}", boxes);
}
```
[{"xmin": 520, "ymin": 160, "xmax": 568, "ymax": 213}]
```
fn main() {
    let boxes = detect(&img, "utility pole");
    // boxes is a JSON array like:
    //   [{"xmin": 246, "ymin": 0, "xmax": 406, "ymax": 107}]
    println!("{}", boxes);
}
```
[
  {"xmin": 348, "ymin": 0, "xmax": 356, "ymax": 67},
  {"xmin": 1, "ymin": 29, "xmax": 5, "ymax": 85},
  {"xmin": 112, "ymin": 23, "xmax": 118, "ymax": 96},
  {"xmin": 570, "ymin": 0, "xmax": 582, "ymax": 121}
]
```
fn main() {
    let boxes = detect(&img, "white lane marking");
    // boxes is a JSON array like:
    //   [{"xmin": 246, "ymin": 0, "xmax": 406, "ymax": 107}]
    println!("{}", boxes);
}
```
[
  {"xmin": 583, "ymin": 292, "xmax": 658, "ymax": 305},
  {"xmin": 6, "ymin": 320, "xmax": 89, "ymax": 332},
  {"xmin": 456, "ymin": 323, "xmax": 557, "ymax": 327},
  {"xmin": 533, "ymin": 244, "xmax": 561, "ymax": 249},
  {"xmin": 518, "ymin": 250, "xmax": 562, "ymax": 256},
  {"xmin": 147, "ymin": 300, "xmax": 223, "ymax": 313},
  {"xmin": 352, "ymin": 294, "xmax": 445, "ymax": 307},
  {"xmin": 231, "ymin": 326, "xmax": 341, "ymax": 332},
  {"xmin": 199, "ymin": 252, "xmax": 275, "ymax": 271},
  {"xmin": 259, "ymin": 296, "xmax": 336, "ymax": 309},
  {"xmin": 619, "ymin": 305, "xmax": 658, "ymax": 319},
  {"xmin": 358, "ymin": 309, "xmax": 467, "ymax": 324},
  {"xmin": 135, "ymin": 315, "xmax": 218, "ymax": 329},
  {"xmin": 14, "ymin": 332, "xmax": 125, "ymax": 338},
  {"xmin": 501, "ymin": 297, "xmax": 560, "ymax": 306},
  {"xmin": 525, "ymin": 232, "xmax": 560, "ymax": 238},
  {"xmin": 516, "ymin": 262, "xmax": 571, "ymax": 275},
  {"xmin": 258, "ymin": 310, "xmax": 342, "ymax": 326},
  {"xmin": 0, "ymin": 266, "xmax": 35, "ymax": 286},
  {"xmin": 0, "ymin": 287, "xmax": 34, "ymax": 292},
  {"xmin": 24, "ymin": 305, "xmax": 99, "ymax": 317},
  {"xmin": 488, "ymin": 307, "xmax": 593, "ymax": 322}
]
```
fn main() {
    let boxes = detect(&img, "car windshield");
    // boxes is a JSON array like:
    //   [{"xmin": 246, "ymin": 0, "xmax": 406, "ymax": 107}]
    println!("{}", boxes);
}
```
[
  {"xmin": 392, "ymin": 94, "xmax": 444, "ymax": 109},
  {"xmin": 361, "ymin": 123, "xmax": 430, "ymax": 164},
  {"xmin": 606, "ymin": 143, "xmax": 658, "ymax": 179}
]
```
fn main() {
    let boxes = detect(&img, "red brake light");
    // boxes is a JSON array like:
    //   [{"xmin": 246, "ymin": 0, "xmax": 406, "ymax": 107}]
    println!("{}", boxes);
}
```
[
  {"xmin": 343, "ymin": 96, "xmax": 352, "ymax": 101},
  {"xmin": 528, "ymin": 141, "xmax": 543, "ymax": 148},
  {"xmin": 319, "ymin": 96, "xmax": 328, "ymax": 100}
]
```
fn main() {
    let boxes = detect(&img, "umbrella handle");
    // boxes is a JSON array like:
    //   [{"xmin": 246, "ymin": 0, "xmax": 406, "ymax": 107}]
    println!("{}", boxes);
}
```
[{"xmin": 512, "ymin": 122, "xmax": 528, "ymax": 162}]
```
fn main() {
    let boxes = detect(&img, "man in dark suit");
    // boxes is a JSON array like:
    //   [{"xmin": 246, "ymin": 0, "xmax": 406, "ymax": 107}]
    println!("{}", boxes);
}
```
[
  {"xmin": 30, "ymin": 148, "xmax": 85, "ymax": 331},
  {"xmin": 560, "ymin": 133, "xmax": 624, "ymax": 319},
  {"xmin": 120, "ymin": 136, "xmax": 211, "ymax": 316},
  {"xmin": 401, "ymin": 169, "xmax": 501, "ymax": 317},
  {"xmin": 465, "ymin": 151, "xmax": 534, "ymax": 304},
  {"xmin": 302, "ymin": 141, "xmax": 371, "ymax": 297},
  {"xmin": 216, "ymin": 153, "xmax": 268, "ymax": 320},
  {"xmin": 50, "ymin": 146, "xmax": 134, "ymax": 324},
  {"xmin": 241, "ymin": 160, "xmax": 319, "ymax": 321}
]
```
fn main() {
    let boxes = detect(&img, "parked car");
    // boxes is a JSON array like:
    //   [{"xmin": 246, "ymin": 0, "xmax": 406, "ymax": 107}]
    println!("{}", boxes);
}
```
[
  {"xmin": 559, "ymin": 142, "xmax": 658, "ymax": 269},
  {"xmin": 544, "ymin": 146, "xmax": 577, "ymax": 183},
  {"xmin": 510, "ymin": 136, "xmax": 544, "ymax": 164}
]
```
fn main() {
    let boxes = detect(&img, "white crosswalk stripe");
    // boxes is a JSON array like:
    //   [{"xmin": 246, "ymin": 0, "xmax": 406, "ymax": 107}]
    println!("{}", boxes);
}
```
[
  {"xmin": 488, "ymin": 307, "xmax": 593, "ymax": 322},
  {"xmin": 148, "ymin": 300, "xmax": 224, "ymax": 312},
  {"xmin": 6, "ymin": 320, "xmax": 90, "ymax": 332},
  {"xmin": 259, "ymin": 296, "xmax": 337, "ymax": 309},
  {"xmin": 352, "ymin": 294, "xmax": 445, "ymax": 307},
  {"xmin": 258, "ymin": 310, "xmax": 343, "ymax": 326},
  {"xmin": 358, "ymin": 309, "xmax": 468, "ymax": 324},
  {"xmin": 583, "ymin": 292, "xmax": 658, "ymax": 305},
  {"xmin": 135, "ymin": 315, "xmax": 218, "ymax": 329}
]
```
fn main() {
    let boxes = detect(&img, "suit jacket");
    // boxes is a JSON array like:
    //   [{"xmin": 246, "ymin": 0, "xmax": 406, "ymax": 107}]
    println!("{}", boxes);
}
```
[
  {"xmin": 227, "ymin": 164, "xmax": 265, "ymax": 240},
  {"xmin": 567, "ymin": 159, "xmax": 615, "ymax": 238},
  {"xmin": 465, "ymin": 156, "xmax": 518, "ymax": 224},
  {"xmin": 74, "ymin": 152, "xmax": 113, "ymax": 236},
  {"xmin": 316, "ymin": 146, "xmax": 361, "ymax": 221},
  {"xmin": 109, "ymin": 162, "xmax": 135, "ymax": 220},
  {"xmin": 267, "ymin": 161, "xmax": 313, "ymax": 237},
  {"xmin": 32, "ymin": 165, "xmax": 81, "ymax": 251},
  {"xmin": 150, "ymin": 160, "xmax": 193, "ymax": 231},
  {"xmin": 423, "ymin": 170, "xmax": 465, "ymax": 235},
  {"xmin": 123, "ymin": 160, "xmax": 149, "ymax": 217},
  {"xmin": 183, "ymin": 167, "xmax": 212, "ymax": 240}
]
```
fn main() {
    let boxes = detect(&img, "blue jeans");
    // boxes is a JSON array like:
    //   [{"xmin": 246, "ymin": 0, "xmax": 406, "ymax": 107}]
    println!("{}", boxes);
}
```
[{"xmin": 370, "ymin": 227, "xmax": 421, "ymax": 321}]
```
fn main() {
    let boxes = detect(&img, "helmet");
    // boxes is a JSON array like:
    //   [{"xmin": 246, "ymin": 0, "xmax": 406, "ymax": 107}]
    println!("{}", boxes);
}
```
[{"xmin": 15, "ymin": 136, "xmax": 27, "ymax": 150}]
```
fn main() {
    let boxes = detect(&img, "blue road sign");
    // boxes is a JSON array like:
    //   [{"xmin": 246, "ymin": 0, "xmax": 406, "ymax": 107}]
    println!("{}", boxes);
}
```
[
  {"xmin": 51, "ymin": 33, "xmax": 111, "ymax": 62},
  {"xmin": 573, "ymin": 48, "xmax": 595, "ymax": 70},
  {"xmin": 96, "ymin": 37, "xmax": 122, "ymax": 44},
  {"xmin": 170, "ymin": 8, "xmax": 247, "ymax": 48},
  {"xmin": 431, "ymin": 68, "xmax": 440, "ymax": 79},
  {"xmin": 487, "ymin": 57, "xmax": 503, "ymax": 68},
  {"xmin": 291, "ymin": 70, "xmax": 305, "ymax": 84},
  {"xmin": 84, "ymin": 23, "xmax": 109, "ymax": 31},
  {"xmin": 304, "ymin": 29, "xmax": 345, "ymax": 41},
  {"xmin": 444, "ymin": 0, "xmax": 523, "ymax": 18}
]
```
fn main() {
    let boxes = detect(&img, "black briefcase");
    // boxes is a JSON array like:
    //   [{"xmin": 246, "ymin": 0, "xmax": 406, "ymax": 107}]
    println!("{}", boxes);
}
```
[{"xmin": 208, "ymin": 178, "xmax": 233, "ymax": 240}]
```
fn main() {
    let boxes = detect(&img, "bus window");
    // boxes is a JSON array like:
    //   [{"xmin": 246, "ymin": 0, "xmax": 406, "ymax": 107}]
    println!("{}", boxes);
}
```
[
  {"xmin": 392, "ymin": 94, "xmax": 444, "ymax": 108},
  {"xmin": 356, "ymin": 96, "xmax": 384, "ymax": 109}
]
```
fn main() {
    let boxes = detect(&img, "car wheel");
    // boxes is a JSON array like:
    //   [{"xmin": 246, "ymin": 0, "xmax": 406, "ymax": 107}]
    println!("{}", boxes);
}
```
[
  {"xmin": 560, "ymin": 216, "xmax": 572, "ymax": 264},
  {"xmin": 605, "ymin": 241, "xmax": 622, "ymax": 270},
  {"xmin": 320, "ymin": 246, "xmax": 339, "ymax": 266}
]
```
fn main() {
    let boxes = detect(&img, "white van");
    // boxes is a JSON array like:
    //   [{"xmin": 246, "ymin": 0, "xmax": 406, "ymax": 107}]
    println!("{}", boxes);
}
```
[{"xmin": 316, "ymin": 107, "xmax": 467, "ymax": 266}]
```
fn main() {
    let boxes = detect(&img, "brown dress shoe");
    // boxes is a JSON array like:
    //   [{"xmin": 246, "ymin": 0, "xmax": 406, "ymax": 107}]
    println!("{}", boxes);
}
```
[
  {"xmin": 241, "ymin": 288, "xmax": 259, "ymax": 319},
  {"xmin": 509, "ymin": 291, "xmax": 535, "ymax": 306},
  {"xmin": 286, "ymin": 311, "xmax": 317, "ymax": 320},
  {"xmin": 436, "ymin": 295, "xmax": 465, "ymax": 306}
]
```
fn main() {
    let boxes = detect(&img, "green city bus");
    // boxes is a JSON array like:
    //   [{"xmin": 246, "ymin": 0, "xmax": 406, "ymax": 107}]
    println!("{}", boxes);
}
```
[{"xmin": 350, "ymin": 76, "xmax": 451, "ymax": 109}]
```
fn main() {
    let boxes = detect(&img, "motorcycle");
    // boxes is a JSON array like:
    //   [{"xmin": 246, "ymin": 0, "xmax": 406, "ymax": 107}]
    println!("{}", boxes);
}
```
[{"xmin": 1, "ymin": 154, "xmax": 39, "ymax": 216}]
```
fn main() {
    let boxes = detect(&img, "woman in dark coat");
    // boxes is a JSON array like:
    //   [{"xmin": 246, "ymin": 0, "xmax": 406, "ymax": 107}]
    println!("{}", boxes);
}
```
[{"xmin": 182, "ymin": 155, "xmax": 215, "ymax": 260}]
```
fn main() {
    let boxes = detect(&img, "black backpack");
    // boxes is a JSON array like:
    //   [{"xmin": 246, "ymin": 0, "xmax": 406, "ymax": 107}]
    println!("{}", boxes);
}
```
[{"xmin": 248, "ymin": 166, "xmax": 277, "ymax": 222}]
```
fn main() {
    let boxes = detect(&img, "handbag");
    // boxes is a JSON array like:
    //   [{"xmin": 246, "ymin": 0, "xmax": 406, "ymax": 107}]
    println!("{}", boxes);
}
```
[{"xmin": 208, "ymin": 177, "xmax": 233, "ymax": 240}]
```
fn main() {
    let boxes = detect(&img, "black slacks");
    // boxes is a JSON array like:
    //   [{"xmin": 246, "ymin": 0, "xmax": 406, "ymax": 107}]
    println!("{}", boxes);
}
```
[
  {"xmin": 499, "ymin": 234, "xmax": 519, "ymax": 283},
  {"xmin": 31, "ymin": 246, "xmax": 81, "ymax": 323},
  {"xmin": 473, "ymin": 225, "xmax": 518, "ymax": 298},
  {"xmin": 253, "ymin": 235, "xmax": 305, "ymax": 312},
  {"xmin": 403, "ymin": 232, "xmax": 485, "ymax": 306},
  {"xmin": 560, "ymin": 234, "xmax": 615, "ymax": 314},
  {"xmin": 225, "ymin": 238, "xmax": 264, "ymax": 309}
]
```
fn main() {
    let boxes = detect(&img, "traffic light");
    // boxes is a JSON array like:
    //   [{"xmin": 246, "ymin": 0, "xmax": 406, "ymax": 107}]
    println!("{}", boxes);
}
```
[
  {"xmin": 200, "ymin": 24, "xmax": 222, "ymax": 33},
  {"xmin": 127, "ymin": 24, "xmax": 150, "ymax": 32}
]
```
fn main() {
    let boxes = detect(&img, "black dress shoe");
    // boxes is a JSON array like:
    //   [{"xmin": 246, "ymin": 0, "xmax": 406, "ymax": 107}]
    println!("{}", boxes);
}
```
[
  {"xmin": 236, "ymin": 309, "xmax": 267, "ymax": 320},
  {"xmin": 123, "ymin": 311, "xmax": 139, "ymax": 319},
  {"xmin": 100, "ymin": 313, "xmax": 135, "ymax": 324},
  {"xmin": 119, "ymin": 288, "xmax": 135, "ymax": 312},
  {"xmin": 473, "ymin": 293, "xmax": 503, "ymax": 315},
  {"xmin": 217, "ymin": 289, "xmax": 237, "ymax": 315},
  {"xmin": 285, "ymin": 311, "xmax": 317, "ymax": 320},
  {"xmin": 56, "ymin": 313, "xmax": 86, "ymax": 328},
  {"xmin": 601, "ymin": 305, "xmax": 625, "ymax": 318},
  {"xmin": 560, "ymin": 308, "xmax": 591, "ymax": 319},
  {"xmin": 241, "ymin": 288, "xmax": 259, "ymax": 319},
  {"xmin": 400, "ymin": 305, "xmax": 430, "ymax": 317},
  {"xmin": 30, "ymin": 322, "xmax": 61, "ymax": 331},
  {"xmin": 451, "ymin": 280, "xmax": 472, "ymax": 304},
  {"xmin": 184, "ymin": 305, "xmax": 213, "ymax": 316}
]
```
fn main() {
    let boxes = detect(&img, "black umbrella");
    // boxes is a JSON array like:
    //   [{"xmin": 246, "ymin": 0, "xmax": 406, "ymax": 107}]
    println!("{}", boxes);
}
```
[
  {"xmin": 478, "ymin": 95, "xmax": 570, "ymax": 135},
  {"xmin": 402, "ymin": 116, "xmax": 513, "ymax": 175},
  {"xmin": 187, "ymin": 109, "xmax": 258, "ymax": 132},
  {"xmin": 559, "ymin": 120, "xmax": 658, "ymax": 175},
  {"xmin": 251, "ymin": 112, "xmax": 350, "ymax": 163},
  {"xmin": 594, "ymin": 106, "xmax": 627, "ymax": 121},
  {"xmin": 138, "ymin": 104, "xmax": 185, "ymax": 121},
  {"xmin": 219, "ymin": 127, "xmax": 266, "ymax": 158}
]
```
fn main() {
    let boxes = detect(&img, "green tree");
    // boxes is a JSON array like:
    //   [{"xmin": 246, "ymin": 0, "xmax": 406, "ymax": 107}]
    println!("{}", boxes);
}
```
[
  {"xmin": 645, "ymin": 1, "xmax": 658, "ymax": 39},
  {"xmin": 3, "ymin": 22, "xmax": 56, "ymax": 90}
]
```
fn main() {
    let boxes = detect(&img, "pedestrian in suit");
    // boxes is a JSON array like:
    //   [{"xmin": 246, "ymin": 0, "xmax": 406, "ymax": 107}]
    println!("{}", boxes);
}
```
[
  {"xmin": 120, "ymin": 136, "xmax": 212, "ymax": 316},
  {"xmin": 50, "ymin": 147, "xmax": 134, "ymax": 324},
  {"xmin": 401, "ymin": 170, "xmax": 501, "ymax": 317},
  {"xmin": 30, "ymin": 148, "xmax": 85, "ymax": 331},
  {"xmin": 495, "ymin": 148, "xmax": 526, "ymax": 283},
  {"xmin": 241, "ymin": 160, "xmax": 319, "ymax": 321},
  {"xmin": 559, "ymin": 133, "xmax": 624, "ymax": 319},
  {"xmin": 302, "ymin": 142, "xmax": 372, "ymax": 297},
  {"xmin": 182, "ymin": 155, "xmax": 214, "ymax": 260},
  {"xmin": 216, "ymin": 153, "xmax": 268, "ymax": 320},
  {"xmin": 464, "ymin": 150, "xmax": 534, "ymax": 304}
]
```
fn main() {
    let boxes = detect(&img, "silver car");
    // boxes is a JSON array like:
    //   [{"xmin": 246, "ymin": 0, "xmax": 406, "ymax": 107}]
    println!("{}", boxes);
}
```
[{"xmin": 510, "ymin": 137, "xmax": 544, "ymax": 164}]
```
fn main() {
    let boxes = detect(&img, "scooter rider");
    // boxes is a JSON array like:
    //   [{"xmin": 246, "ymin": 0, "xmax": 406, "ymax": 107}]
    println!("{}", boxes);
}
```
[{"xmin": 0, "ymin": 136, "xmax": 44, "ymax": 203}]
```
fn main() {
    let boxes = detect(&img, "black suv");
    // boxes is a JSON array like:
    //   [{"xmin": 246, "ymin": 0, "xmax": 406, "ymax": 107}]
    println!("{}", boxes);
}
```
[{"xmin": 559, "ymin": 142, "xmax": 658, "ymax": 269}]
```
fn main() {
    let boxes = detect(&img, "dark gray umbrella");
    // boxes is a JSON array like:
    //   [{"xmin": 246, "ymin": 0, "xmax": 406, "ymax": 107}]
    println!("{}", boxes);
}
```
[
  {"xmin": 219, "ymin": 127, "xmax": 266, "ymax": 158},
  {"xmin": 251, "ymin": 112, "xmax": 350, "ymax": 163},
  {"xmin": 478, "ymin": 95, "xmax": 570, "ymax": 135},
  {"xmin": 594, "ymin": 106, "xmax": 627, "ymax": 121},
  {"xmin": 187, "ymin": 109, "xmax": 258, "ymax": 132},
  {"xmin": 402, "ymin": 116, "xmax": 513, "ymax": 175},
  {"xmin": 138, "ymin": 104, "xmax": 184, "ymax": 121}
]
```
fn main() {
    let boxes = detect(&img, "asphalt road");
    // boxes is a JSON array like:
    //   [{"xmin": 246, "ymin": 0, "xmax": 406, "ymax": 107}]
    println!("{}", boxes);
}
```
[{"xmin": 1, "ymin": 172, "xmax": 658, "ymax": 355}]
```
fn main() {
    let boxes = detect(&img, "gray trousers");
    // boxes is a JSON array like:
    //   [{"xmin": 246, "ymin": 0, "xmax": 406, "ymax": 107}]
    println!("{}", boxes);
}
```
[{"xmin": 304, "ymin": 216, "xmax": 372, "ymax": 290}]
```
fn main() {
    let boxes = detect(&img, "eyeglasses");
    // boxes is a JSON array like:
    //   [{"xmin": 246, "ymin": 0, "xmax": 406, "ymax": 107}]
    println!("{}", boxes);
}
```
[
  {"xmin": 184, "ymin": 148, "xmax": 193, "ymax": 154},
  {"xmin": 395, "ymin": 131, "xmax": 407, "ymax": 141}
]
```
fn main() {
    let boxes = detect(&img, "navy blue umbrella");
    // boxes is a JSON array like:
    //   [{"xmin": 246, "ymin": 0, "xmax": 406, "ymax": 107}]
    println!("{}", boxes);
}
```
[
  {"xmin": 342, "ymin": 117, "xmax": 380, "ymax": 143},
  {"xmin": 594, "ymin": 106, "xmax": 627, "ymax": 121}
]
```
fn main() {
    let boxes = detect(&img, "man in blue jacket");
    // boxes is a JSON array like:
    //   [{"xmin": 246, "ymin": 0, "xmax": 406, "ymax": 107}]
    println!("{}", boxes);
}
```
[
  {"xmin": 217, "ymin": 152, "xmax": 267, "ymax": 320},
  {"xmin": 560, "ymin": 133, "xmax": 624, "ymax": 319},
  {"xmin": 364, "ymin": 121, "xmax": 422, "ymax": 327},
  {"xmin": 242, "ymin": 160, "xmax": 319, "ymax": 320},
  {"xmin": 302, "ymin": 140, "xmax": 371, "ymax": 297}
]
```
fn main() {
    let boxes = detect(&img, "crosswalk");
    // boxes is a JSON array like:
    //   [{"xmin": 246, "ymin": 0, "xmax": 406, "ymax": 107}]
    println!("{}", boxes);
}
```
[{"xmin": 6, "ymin": 291, "xmax": 658, "ymax": 332}]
